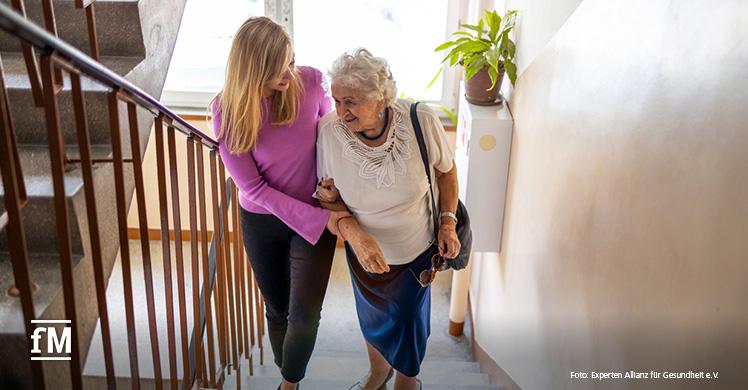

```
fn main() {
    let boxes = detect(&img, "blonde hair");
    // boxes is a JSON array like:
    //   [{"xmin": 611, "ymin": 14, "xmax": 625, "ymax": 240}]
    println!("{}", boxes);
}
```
[
  {"xmin": 329, "ymin": 48, "xmax": 397, "ymax": 107},
  {"xmin": 212, "ymin": 16, "xmax": 302, "ymax": 154}
]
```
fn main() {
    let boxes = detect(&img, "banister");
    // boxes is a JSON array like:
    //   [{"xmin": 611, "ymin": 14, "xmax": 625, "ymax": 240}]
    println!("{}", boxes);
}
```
[{"xmin": 0, "ymin": 2, "xmax": 218, "ymax": 148}]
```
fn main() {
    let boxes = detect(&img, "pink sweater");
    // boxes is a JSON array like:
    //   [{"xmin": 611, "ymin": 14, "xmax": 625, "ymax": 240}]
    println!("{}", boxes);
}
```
[{"xmin": 212, "ymin": 66, "xmax": 332, "ymax": 244}]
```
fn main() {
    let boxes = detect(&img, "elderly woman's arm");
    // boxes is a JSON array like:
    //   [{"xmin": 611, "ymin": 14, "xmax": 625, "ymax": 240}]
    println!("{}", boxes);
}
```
[
  {"xmin": 317, "ymin": 179, "xmax": 389, "ymax": 273},
  {"xmin": 319, "ymin": 199, "xmax": 390, "ymax": 274},
  {"xmin": 436, "ymin": 163, "xmax": 461, "ymax": 259}
]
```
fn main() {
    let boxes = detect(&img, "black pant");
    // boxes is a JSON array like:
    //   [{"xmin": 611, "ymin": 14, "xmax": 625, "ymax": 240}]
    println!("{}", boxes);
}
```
[{"xmin": 241, "ymin": 209, "xmax": 336, "ymax": 383}]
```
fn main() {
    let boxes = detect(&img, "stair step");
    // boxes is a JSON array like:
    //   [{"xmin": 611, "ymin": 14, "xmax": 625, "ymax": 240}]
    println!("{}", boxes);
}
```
[
  {"xmin": 0, "ymin": 0, "xmax": 145, "ymax": 58},
  {"xmin": 245, "ymin": 355, "xmax": 487, "ymax": 386},
  {"xmin": 0, "ymin": 252, "xmax": 83, "ymax": 334},
  {"xmin": 0, "ymin": 144, "xmax": 112, "ymax": 255},
  {"xmin": 1, "ymin": 52, "xmax": 144, "ymax": 146},
  {"xmin": 221, "ymin": 374, "xmax": 499, "ymax": 390},
  {"xmin": 304, "ymin": 355, "xmax": 481, "ymax": 374}
]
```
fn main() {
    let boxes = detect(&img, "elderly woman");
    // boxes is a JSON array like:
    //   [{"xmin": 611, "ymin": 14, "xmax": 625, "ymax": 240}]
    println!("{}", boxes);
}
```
[{"xmin": 315, "ymin": 49, "xmax": 461, "ymax": 390}]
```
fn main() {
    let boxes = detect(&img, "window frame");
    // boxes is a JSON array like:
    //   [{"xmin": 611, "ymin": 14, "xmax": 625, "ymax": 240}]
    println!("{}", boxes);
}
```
[{"xmin": 162, "ymin": 0, "xmax": 467, "ymax": 119}]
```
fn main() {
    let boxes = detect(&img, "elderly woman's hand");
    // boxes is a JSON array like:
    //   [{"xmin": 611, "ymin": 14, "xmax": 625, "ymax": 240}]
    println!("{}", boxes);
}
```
[
  {"xmin": 438, "ymin": 222, "xmax": 461, "ymax": 259},
  {"xmin": 348, "ymin": 230, "xmax": 390, "ymax": 274},
  {"xmin": 316, "ymin": 178, "xmax": 340, "ymax": 202}
]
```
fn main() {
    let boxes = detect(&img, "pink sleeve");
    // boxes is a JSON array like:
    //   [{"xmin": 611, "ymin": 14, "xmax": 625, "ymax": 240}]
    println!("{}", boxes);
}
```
[{"xmin": 212, "ymin": 107, "xmax": 330, "ymax": 244}]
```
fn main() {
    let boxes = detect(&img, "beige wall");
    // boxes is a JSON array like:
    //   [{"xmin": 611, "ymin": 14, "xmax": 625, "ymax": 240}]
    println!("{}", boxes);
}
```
[
  {"xmin": 126, "ymin": 119, "xmax": 221, "ymax": 232},
  {"xmin": 470, "ymin": 0, "xmax": 748, "ymax": 389}
]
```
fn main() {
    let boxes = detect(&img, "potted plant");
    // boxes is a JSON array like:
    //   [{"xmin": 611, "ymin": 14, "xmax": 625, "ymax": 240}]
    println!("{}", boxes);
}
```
[{"xmin": 433, "ymin": 9, "xmax": 518, "ymax": 105}]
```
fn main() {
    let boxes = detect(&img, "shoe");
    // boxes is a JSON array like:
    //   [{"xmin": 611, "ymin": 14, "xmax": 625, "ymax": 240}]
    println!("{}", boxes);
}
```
[{"xmin": 348, "ymin": 367, "xmax": 394, "ymax": 390}]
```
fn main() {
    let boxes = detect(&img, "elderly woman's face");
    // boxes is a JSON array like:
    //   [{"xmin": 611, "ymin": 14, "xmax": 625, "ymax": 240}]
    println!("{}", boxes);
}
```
[{"xmin": 331, "ymin": 82, "xmax": 384, "ymax": 132}]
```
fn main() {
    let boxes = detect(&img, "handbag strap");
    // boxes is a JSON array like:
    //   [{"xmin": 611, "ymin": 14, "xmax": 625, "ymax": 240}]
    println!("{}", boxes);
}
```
[{"xmin": 410, "ymin": 102, "xmax": 440, "ymax": 240}]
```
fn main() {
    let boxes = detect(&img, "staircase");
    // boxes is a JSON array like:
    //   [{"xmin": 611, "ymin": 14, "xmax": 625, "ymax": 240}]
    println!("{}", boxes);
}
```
[
  {"xmin": 0, "ymin": 0, "xmax": 186, "ymax": 388},
  {"xmin": 222, "ymin": 254, "xmax": 499, "ymax": 390},
  {"xmin": 0, "ymin": 2, "xmax": 499, "ymax": 389}
]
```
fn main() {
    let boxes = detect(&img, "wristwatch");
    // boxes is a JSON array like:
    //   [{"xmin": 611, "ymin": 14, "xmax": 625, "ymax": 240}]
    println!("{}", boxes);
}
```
[{"xmin": 439, "ymin": 211, "xmax": 458, "ymax": 224}]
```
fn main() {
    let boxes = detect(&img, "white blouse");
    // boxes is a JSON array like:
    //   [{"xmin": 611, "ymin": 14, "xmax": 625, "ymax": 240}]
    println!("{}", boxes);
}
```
[{"xmin": 316, "ymin": 99, "xmax": 454, "ymax": 264}]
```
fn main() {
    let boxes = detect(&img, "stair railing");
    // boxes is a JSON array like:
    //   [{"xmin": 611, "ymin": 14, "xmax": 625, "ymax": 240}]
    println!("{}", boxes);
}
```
[
  {"xmin": 0, "ymin": 3, "xmax": 263, "ymax": 389},
  {"xmin": 6, "ymin": 0, "xmax": 98, "ymax": 107}
]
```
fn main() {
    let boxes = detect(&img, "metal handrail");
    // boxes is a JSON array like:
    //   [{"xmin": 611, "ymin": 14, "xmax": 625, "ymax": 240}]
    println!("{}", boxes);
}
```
[
  {"xmin": 0, "ymin": 2, "xmax": 217, "ymax": 148},
  {"xmin": 0, "ymin": 2, "xmax": 265, "ymax": 388}
]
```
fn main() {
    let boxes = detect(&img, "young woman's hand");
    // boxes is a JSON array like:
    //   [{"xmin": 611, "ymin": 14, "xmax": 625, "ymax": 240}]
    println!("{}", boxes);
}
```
[
  {"xmin": 326, "ymin": 210, "xmax": 352, "ymax": 236},
  {"xmin": 438, "ymin": 222, "xmax": 461, "ymax": 259},
  {"xmin": 349, "ymin": 232, "xmax": 389, "ymax": 274},
  {"xmin": 316, "ymin": 178, "xmax": 340, "ymax": 202}
]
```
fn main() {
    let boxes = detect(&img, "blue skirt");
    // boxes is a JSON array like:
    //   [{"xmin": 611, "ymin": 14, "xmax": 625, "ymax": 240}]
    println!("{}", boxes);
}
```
[{"xmin": 344, "ymin": 243, "xmax": 436, "ymax": 377}]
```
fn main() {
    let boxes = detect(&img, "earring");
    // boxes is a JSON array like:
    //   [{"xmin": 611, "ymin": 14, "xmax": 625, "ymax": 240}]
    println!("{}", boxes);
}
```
[{"xmin": 378, "ymin": 111, "xmax": 384, "ymax": 119}]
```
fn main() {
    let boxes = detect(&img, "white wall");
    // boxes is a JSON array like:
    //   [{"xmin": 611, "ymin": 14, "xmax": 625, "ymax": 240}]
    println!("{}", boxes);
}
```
[
  {"xmin": 470, "ymin": 1, "xmax": 748, "ymax": 389},
  {"xmin": 497, "ymin": 0, "xmax": 582, "ymax": 75}
]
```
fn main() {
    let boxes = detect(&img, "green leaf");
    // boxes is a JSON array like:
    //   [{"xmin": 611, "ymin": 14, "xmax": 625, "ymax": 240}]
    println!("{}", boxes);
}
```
[
  {"xmin": 452, "ymin": 31, "xmax": 474, "ymax": 38},
  {"xmin": 440, "ymin": 42, "xmax": 463, "ymax": 63},
  {"xmin": 477, "ymin": 19, "xmax": 485, "ymax": 38},
  {"xmin": 434, "ymin": 40, "xmax": 458, "ymax": 52},
  {"xmin": 487, "ymin": 10, "xmax": 501, "ymax": 41},
  {"xmin": 435, "ymin": 104, "xmax": 458, "ymax": 127},
  {"xmin": 465, "ymin": 56, "xmax": 487, "ymax": 81},
  {"xmin": 449, "ymin": 51, "xmax": 461, "ymax": 66},
  {"xmin": 500, "ymin": 10, "xmax": 518, "ymax": 35},
  {"xmin": 504, "ymin": 60, "xmax": 517, "ymax": 86},
  {"xmin": 452, "ymin": 40, "xmax": 491, "ymax": 55},
  {"xmin": 461, "ymin": 24, "xmax": 482, "ymax": 33},
  {"xmin": 487, "ymin": 66, "xmax": 499, "ymax": 89},
  {"xmin": 426, "ymin": 67, "xmax": 443, "ymax": 90},
  {"xmin": 485, "ymin": 47, "xmax": 500, "ymax": 71},
  {"xmin": 506, "ymin": 38, "xmax": 516, "ymax": 59}
]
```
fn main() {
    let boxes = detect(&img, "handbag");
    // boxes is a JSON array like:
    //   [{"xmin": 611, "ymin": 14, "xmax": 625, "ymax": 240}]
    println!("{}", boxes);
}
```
[{"xmin": 410, "ymin": 102, "xmax": 472, "ymax": 270}]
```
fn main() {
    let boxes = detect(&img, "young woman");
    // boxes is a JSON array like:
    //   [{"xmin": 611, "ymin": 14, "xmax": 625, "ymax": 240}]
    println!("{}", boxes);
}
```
[{"xmin": 211, "ymin": 16, "xmax": 349, "ymax": 390}]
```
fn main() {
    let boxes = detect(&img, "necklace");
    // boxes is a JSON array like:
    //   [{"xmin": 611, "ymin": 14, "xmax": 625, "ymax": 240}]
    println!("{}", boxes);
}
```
[{"xmin": 358, "ymin": 108, "xmax": 389, "ymax": 141}]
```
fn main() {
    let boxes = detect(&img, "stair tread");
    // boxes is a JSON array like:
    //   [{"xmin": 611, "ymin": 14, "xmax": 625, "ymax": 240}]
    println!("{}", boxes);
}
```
[
  {"xmin": 1, "ymin": 52, "xmax": 143, "ymax": 91},
  {"xmin": 0, "ymin": 252, "xmax": 83, "ymax": 334},
  {"xmin": 0, "ymin": 144, "xmax": 112, "ymax": 199},
  {"xmin": 303, "ymin": 355, "xmax": 481, "ymax": 373},
  {"xmin": 221, "ymin": 374, "xmax": 499, "ymax": 390},
  {"xmin": 243, "ymin": 361, "xmax": 489, "ymax": 387},
  {"xmin": 0, "ymin": 0, "xmax": 145, "ymax": 58},
  {"xmin": 241, "ymin": 354, "xmax": 489, "ymax": 386}
]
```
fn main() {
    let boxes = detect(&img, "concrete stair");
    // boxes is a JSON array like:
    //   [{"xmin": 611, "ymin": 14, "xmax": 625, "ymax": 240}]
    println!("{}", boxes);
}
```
[
  {"xmin": 0, "ymin": 0, "xmax": 145, "ymax": 58},
  {"xmin": 0, "ymin": 0, "xmax": 187, "ymax": 388},
  {"xmin": 220, "ymin": 349, "xmax": 498, "ymax": 390}
]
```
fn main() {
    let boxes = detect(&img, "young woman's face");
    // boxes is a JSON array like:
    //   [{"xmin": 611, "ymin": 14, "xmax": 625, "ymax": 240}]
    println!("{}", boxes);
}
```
[
  {"xmin": 331, "ymin": 82, "xmax": 384, "ymax": 132},
  {"xmin": 264, "ymin": 53, "xmax": 296, "ymax": 93}
]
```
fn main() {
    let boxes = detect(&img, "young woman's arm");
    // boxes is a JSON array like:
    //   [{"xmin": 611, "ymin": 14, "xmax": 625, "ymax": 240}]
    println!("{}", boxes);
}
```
[{"xmin": 214, "ymin": 107, "xmax": 340, "ymax": 245}]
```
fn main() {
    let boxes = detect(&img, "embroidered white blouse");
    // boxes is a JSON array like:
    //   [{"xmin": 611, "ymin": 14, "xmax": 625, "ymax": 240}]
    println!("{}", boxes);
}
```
[{"xmin": 316, "ymin": 99, "xmax": 454, "ymax": 264}]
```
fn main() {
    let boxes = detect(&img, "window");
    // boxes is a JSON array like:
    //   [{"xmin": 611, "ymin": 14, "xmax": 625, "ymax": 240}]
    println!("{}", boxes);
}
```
[
  {"xmin": 161, "ymin": 0, "xmax": 264, "ymax": 110},
  {"xmin": 163, "ymin": 0, "xmax": 463, "ymax": 114}
]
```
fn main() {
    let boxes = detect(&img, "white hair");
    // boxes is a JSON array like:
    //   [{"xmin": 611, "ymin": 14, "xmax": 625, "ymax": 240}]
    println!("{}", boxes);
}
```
[{"xmin": 329, "ymin": 48, "xmax": 397, "ymax": 107}]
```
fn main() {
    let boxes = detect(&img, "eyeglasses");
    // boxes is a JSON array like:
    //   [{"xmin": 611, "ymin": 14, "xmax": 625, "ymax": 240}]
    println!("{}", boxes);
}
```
[{"xmin": 412, "ymin": 254, "xmax": 448, "ymax": 287}]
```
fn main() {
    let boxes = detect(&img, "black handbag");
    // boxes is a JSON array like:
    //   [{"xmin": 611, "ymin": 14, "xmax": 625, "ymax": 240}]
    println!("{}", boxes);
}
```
[{"xmin": 410, "ymin": 102, "xmax": 472, "ymax": 270}]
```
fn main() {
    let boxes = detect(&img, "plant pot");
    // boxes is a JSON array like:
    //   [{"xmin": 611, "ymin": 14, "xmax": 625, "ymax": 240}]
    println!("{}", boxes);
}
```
[{"xmin": 465, "ymin": 64, "xmax": 505, "ymax": 106}]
